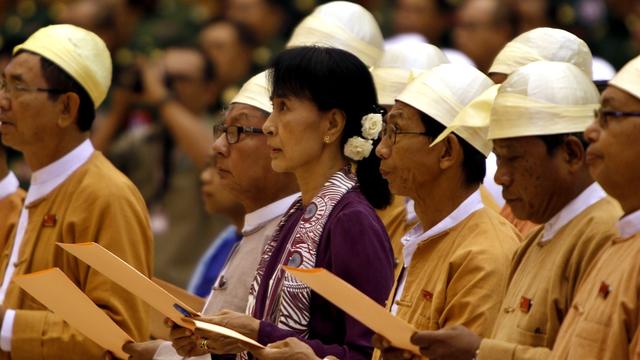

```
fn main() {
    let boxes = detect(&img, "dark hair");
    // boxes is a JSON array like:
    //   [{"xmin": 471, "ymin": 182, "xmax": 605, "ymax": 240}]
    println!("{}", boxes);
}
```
[
  {"xmin": 38, "ymin": 54, "xmax": 96, "ymax": 132},
  {"xmin": 268, "ymin": 46, "xmax": 392, "ymax": 209},
  {"xmin": 539, "ymin": 132, "xmax": 589, "ymax": 155},
  {"xmin": 419, "ymin": 112, "xmax": 487, "ymax": 187},
  {"xmin": 202, "ymin": 17, "xmax": 259, "ymax": 49}
]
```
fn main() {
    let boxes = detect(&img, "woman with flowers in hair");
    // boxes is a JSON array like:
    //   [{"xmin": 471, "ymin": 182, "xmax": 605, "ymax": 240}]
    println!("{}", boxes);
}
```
[{"xmin": 179, "ymin": 46, "xmax": 394, "ymax": 360}]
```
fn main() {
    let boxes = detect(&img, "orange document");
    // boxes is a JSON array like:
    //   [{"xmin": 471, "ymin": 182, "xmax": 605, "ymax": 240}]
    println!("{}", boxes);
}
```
[
  {"xmin": 59, "ymin": 243, "xmax": 265, "ymax": 348},
  {"xmin": 58, "ymin": 242, "xmax": 199, "ymax": 329},
  {"xmin": 284, "ymin": 266, "xmax": 420, "ymax": 354},
  {"xmin": 13, "ymin": 268, "xmax": 132, "ymax": 359}
]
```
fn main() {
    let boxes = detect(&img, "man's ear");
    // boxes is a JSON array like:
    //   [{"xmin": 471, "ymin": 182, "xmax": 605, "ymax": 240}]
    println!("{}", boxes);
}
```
[
  {"xmin": 563, "ymin": 135, "xmax": 587, "ymax": 172},
  {"xmin": 57, "ymin": 92, "xmax": 80, "ymax": 128},
  {"xmin": 439, "ymin": 133, "xmax": 463, "ymax": 171},
  {"xmin": 324, "ymin": 108, "xmax": 346, "ymax": 143}
]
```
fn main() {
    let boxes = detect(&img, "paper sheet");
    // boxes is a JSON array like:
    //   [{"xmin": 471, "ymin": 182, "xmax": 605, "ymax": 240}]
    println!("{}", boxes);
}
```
[
  {"xmin": 284, "ymin": 266, "xmax": 420, "ymax": 354},
  {"xmin": 191, "ymin": 320, "xmax": 265, "ymax": 349},
  {"xmin": 58, "ymin": 242, "xmax": 200, "ymax": 328},
  {"xmin": 153, "ymin": 277, "xmax": 205, "ymax": 311},
  {"xmin": 13, "ymin": 268, "xmax": 132, "ymax": 359}
]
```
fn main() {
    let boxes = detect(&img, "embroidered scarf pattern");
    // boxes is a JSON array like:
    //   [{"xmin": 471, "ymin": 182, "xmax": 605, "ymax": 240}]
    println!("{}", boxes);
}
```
[{"xmin": 245, "ymin": 168, "xmax": 357, "ymax": 338}]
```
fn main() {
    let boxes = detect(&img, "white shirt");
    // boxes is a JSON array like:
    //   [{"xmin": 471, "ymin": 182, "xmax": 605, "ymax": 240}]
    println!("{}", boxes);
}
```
[
  {"xmin": 392, "ymin": 190, "xmax": 483, "ymax": 315},
  {"xmin": 541, "ymin": 183, "xmax": 607, "ymax": 243},
  {"xmin": 0, "ymin": 172, "xmax": 19, "ymax": 200},
  {"xmin": 153, "ymin": 193, "xmax": 300, "ymax": 360},
  {"xmin": 617, "ymin": 209, "xmax": 640, "ymax": 239},
  {"xmin": 0, "ymin": 139, "xmax": 94, "ymax": 352}
]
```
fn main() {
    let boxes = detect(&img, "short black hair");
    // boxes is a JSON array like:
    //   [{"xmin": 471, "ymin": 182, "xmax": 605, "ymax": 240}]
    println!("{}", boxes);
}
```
[
  {"xmin": 419, "ymin": 111, "xmax": 487, "ymax": 187},
  {"xmin": 37, "ymin": 54, "xmax": 96, "ymax": 132},
  {"xmin": 268, "ymin": 46, "xmax": 392, "ymax": 209},
  {"xmin": 539, "ymin": 132, "xmax": 589, "ymax": 155}
]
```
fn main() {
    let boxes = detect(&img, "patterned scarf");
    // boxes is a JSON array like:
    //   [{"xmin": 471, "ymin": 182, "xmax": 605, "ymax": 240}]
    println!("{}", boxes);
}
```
[{"xmin": 244, "ymin": 168, "xmax": 357, "ymax": 338}]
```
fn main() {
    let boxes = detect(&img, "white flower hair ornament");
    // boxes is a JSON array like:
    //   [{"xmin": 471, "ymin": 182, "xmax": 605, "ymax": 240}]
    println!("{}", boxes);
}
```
[{"xmin": 343, "ymin": 110, "xmax": 385, "ymax": 161}]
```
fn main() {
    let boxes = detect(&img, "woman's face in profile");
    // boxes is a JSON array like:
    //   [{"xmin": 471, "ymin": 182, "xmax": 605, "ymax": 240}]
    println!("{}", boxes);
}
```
[{"xmin": 263, "ymin": 95, "xmax": 332, "ymax": 174}]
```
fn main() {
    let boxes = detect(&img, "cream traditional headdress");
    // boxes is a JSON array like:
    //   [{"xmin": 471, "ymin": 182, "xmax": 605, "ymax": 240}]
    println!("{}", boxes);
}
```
[
  {"xmin": 14, "ymin": 24, "xmax": 112, "ymax": 109},
  {"xmin": 230, "ymin": 71, "xmax": 272, "ymax": 113},
  {"xmin": 397, "ymin": 64, "xmax": 494, "ymax": 156},
  {"xmin": 489, "ymin": 27, "xmax": 593, "ymax": 79},
  {"xmin": 609, "ymin": 55, "xmax": 640, "ymax": 101},
  {"xmin": 488, "ymin": 61, "xmax": 599, "ymax": 140},
  {"xmin": 371, "ymin": 42, "xmax": 449, "ymax": 106},
  {"xmin": 286, "ymin": 1, "xmax": 383, "ymax": 67}
]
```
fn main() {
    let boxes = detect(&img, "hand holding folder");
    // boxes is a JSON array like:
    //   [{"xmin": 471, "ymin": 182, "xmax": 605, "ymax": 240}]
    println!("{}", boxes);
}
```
[{"xmin": 57, "ymin": 242, "xmax": 264, "ymax": 348}]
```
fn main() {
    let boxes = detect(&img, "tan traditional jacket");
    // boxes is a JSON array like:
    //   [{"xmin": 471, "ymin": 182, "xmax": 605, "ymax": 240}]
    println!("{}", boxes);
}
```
[
  {"xmin": 550, "ymin": 225, "xmax": 640, "ymax": 359},
  {"xmin": 376, "ymin": 195, "xmax": 415, "ymax": 282},
  {"xmin": 478, "ymin": 197, "xmax": 622, "ymax": 360},
  {"xmin": 394, "ymin": 207, "xmax": 520, "ymax": 335},
  {"xmin": 0, "ymin": 189, "xmax": 24, "ymax": 252},
  {"xmin": 0, "ymin": 153, "xmax": 153, "ymax": 360}
]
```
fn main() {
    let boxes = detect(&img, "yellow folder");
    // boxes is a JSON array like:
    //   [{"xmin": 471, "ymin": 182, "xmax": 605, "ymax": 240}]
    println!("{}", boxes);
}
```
[
  {"xmin": 283, "ymin": 266, "xmax": 420, "ymax": 354},
  {"xmin": 13, "ymin": 268, "xmax": 132, "ymax": 359}
]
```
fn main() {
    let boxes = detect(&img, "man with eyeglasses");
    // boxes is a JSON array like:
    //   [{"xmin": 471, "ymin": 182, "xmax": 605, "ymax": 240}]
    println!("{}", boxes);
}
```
[
  {"xmin": 124, "ymin": 71, "xmax": 299, "ymax": 360},
  {"xmin": 372, "ymin": 64, "xmax": 520, "ymax": 360},
  {"xmin": 0, "ymin": 24, "xmax": 152, "ymax": 359},
  {"xmin": 401, "ymin": 61, "xmax": 622, "ymax": 360},
  {"xmin": 549, "ymin": 55, "xmax": 640, "ymax": 360}
]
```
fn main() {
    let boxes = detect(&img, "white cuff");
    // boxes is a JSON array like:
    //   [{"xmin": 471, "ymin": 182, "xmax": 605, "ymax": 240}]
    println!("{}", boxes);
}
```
[{"xmin": 1, "ymin": 309, "xmax": 15, "ymax": 352}]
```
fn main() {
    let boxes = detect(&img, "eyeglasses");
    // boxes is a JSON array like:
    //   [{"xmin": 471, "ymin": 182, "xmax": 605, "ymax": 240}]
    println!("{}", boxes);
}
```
[
  {"xmin": 213, "ymin": 124, "xmax": 264, "ymax": 144},
  {"xmin": 0, "ymin": 78, "xmax": 67, "ymax": 97},
  {"xmin": 381, "ymin": 122, "xmax": 429, "ymax": 145},
  {"xmin": 594, "ymin": 109, "xmax": 640, "ymax": 128}
]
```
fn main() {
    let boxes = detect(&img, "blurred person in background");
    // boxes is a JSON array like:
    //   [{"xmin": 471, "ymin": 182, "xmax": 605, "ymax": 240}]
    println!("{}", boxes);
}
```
[
  {"xmin": 0, "ymin": 142, "xmax": 23, "ymax": 251},
  {"xmin": 391, "ymin": 0, "xmax": 454, "ymax": 47},
  {"xmin": 91, "ymin": 46, "xmax": 227, "ymax": 288},
  {"xmin": 453, "ymin": 0, "xmax": 515, "ymax": 73},
  {"xmin": 187, "ymin": 153, "xmax": 245, "ymax": 297},
  {"xmin": 225, "ymin": 0, "xmax": 301, "ymax": 65},
  {"xmin": 198, "ymin": 17, "xmax": 260, "ymax": 106}
]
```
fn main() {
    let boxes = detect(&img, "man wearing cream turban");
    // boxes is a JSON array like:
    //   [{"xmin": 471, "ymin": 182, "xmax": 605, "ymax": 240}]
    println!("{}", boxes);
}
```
[
  {"xmin": 369, "ymin": 42, "xmax": 450, "ymax": 283},
  {"xmin": 550, "ymin": 55, "xmax": 640, "ymax": 360},
  {"xmin": 487, "ymin": 27, "xmax": 594, "ymax": 236},
  {"xmin": 488, "ymin": 27, "xmax": 593, "ymax": 84},
  {"xmin": 123, "ymin": 71, "xmax": 299, "ymax": 360},
  {"xmin": 0, "ymin": 24, "xmax": 152, "ymax": 359},
  {"xmin": 286, "ymin": 1, "xmax": 384, "ymax": 67},
  {"xmin": 372, "ymin": 64, "xmax": 520, "ymax": 360},
  {"xmin": 406, "ymin": 61, "xmax": 621, "ymax": 360}
]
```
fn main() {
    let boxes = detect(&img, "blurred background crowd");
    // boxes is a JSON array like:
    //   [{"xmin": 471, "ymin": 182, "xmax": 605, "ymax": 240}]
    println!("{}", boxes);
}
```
[{"xmin": 1, "ymin": 0, "xmax": 638, "ymax": 288}]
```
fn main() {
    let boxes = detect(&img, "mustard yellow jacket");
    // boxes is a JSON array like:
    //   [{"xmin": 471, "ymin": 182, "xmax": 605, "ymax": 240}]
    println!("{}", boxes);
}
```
[{"xmin": 0, "ymin": 153, "xmax": 152, "ymax": 360}]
